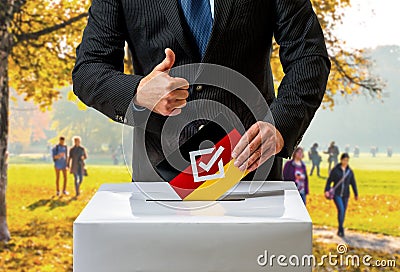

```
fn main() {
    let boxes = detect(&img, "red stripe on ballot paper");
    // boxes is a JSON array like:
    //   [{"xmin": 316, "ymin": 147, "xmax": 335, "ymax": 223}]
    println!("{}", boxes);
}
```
[{"xmin": 169, "ymin": 129, "xmax": 242, "ymax": 199}]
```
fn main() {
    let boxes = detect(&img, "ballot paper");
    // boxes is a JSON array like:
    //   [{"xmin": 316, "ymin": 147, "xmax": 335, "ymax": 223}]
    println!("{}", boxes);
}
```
[{"xmin": 155, "ymin": 114, "xmax": 249, "ymax": 201}]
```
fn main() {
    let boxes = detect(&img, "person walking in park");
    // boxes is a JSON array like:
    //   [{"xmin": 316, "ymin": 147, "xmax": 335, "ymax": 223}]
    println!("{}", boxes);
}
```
[
  {"xmin": 353, "ymin": 146, "xmax": 360, "ymax": 158},
  {"xmin": 283, "ymin": 147, "xmax": 309, "ymax": 204},
  {"xmin": 325, "ymin": 153, "xmax": 358, "ymax": 237},
  {"xmin": 68, "ymin": 136, "xmax": 88, "ymax": 197},
  {"xmin": 325, "ymin": 141, "xmax": 339, "ymax": 172},
  {"xmin": 387, "ymin": 147, "xmax": 393, "ymax": 158},
  {"xmin": 370, "ymin": 146, "xmax": 377, "ymax": 157},
  {"xmin": 309, "ymin": 143, "xmax": 322, "ymax": 177},
  {"xmin": 344, "ymin": 144, "xmax": 350, "ymax": 154},
  {"xmin": 52, "ymin": 136, "xmax": 69, "ymax": 196}
]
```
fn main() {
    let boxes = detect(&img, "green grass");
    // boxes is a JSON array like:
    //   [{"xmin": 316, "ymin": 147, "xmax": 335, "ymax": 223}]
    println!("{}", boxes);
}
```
[
  {"xmin": 8, "ymin": 153, "xmax": 124, "ymax": 165},
  {"xmin": 0, "ymin": 157, "xmax": 399, "ymax": 271},
  {"xmin": 299, "ymin": 156, "xmax": 400, "ymax": 237},
  {"xmin": 0, "ymin": 164, "xmax": 130, "ymax": 271}
]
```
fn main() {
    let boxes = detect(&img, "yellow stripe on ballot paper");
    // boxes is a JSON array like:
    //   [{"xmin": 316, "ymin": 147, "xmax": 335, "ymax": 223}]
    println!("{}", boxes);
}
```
[{"xmin": 183, "ymin": 159, "xmax": 249, "ymax": 201}]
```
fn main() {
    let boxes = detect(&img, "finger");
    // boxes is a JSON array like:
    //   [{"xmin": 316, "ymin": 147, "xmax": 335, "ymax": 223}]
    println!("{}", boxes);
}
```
[
  {"xmin": 167, "ymin": 89, "xmax": 189, "ymax": 100},
  {"xmin": 168, "ymin": 99, "xmax": 187, "ymax": 110},
  {"xmin": 240, "ymin": 139, "xmax": 274, "ymax": 171},
  {"xmin": 247, "ymin": 141, "xmax": 276, "ymax": 172},
  {"xmin": 234, "ymin": 133, "xmax": 262, "ymax": 169},
  {"xmin": 154, "ymin": 48, "xmax": 175, "ymax": 72},
  {"xmin": 234, "ymin": 123, "xmax": 276, "ymax": 168},
  {"xmin": 232, "ymin": 124, "xmax": 260, "ymax": 159},
  {"xmin": 238, "ymin": 148, "xmax": 262, "ymax": 172},
  {"xmin": 169, "ymin": 108, "xmax": 182, "ymax": 116},
  {"xmin": 170, "ymin": 77, "xmax": 190, "ymax": 90}
]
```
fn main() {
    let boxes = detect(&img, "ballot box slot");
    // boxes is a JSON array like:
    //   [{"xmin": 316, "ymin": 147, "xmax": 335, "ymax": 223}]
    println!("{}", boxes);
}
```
[{"xmin": 145, "ymin": 199, "xmax": 245, "ymax": 202}]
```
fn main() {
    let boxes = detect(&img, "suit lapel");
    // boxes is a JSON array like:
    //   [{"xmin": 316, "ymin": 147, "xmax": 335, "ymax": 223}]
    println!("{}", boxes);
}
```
[
  {"xmin": 157, "ymin": 0, "xmax": 199, "ymax": 60},
  {"xmin": 202, "ymin": 0, "xmax": 235, "ymax": 62}
]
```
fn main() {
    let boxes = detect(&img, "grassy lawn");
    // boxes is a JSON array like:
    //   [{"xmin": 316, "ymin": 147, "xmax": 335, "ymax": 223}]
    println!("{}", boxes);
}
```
[
  {"xmin": 303, "ymin": 155, "xmax": 400, "ymax": 237},
  {"xmin": 0, "ymin": 164, "xmax": 130, "ymax": 271},
  {"xmin": 313, "ymin": 242, "xmax": 399, "ymax": 271},
  {"xmin": 0, "ymin": 156, "xmax": 399, "ymax": 271}
]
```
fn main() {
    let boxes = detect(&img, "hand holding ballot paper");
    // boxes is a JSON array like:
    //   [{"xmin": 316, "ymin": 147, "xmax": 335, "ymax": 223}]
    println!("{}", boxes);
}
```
[{"xmin": 156, "ymin": 114, "xmax": 251, "ymax": 201}]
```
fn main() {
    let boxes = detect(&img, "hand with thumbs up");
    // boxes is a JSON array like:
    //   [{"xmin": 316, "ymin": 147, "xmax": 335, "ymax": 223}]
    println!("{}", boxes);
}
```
[{"xmin": 134, "ymin": 48, "xmax": 190, "ymax": 116}]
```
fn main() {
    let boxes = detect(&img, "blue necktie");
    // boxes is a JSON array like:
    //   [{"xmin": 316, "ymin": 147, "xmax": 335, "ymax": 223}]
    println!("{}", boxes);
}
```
[{"xmin": 179, "ymin": 0, "xmax": 213, "ymax": 57}]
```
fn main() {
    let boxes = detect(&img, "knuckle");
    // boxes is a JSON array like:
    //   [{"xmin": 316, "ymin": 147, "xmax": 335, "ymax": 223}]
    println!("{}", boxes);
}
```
[
  {"xmin": 164, "ymin": 92, "xmax": 174, "ymax": 101},
  {"xmin": 237, "ymin": 154, "xmax": 247, "ymax": 164},
  {"xmin": 162, "ymin": 108, "xmax": 172, "ymax": 116},
  {"xmin": 247, "ymin": 157, "xmax": 255, "ymax": 165},
  {"xmin": 236, "ymin": 156, "xmax": 244, "ymax": 165},
  {"xmin": 161, "ymin": 99, "xmax": 169, "ymax": 107},
  {"xmin": 249, "ymin": 143, "xmax": 258, "ymax": 153},
  {"xmin": 250, "ymin": 152, "xmax": 260, "ymax": 164},
  {"xmin": 166, "ymin": 81, "xmax": 174, "ymax": 90},
  {"xmin": 180, "ymin": 101, "xmax": 187, "ymax": 108},
  {"xmin": 158, "ymin": 108, "xmax": 168, "ymax": 116},
  {"xmin": 158, "ymin": 100, "xmax": 169, "ymax": 112},
  {"xmin": 164, "ymin": 103, "xmax": 172, "ymax": 111},
  {"xmin": 252, "ymin": 162, "xmax": 260, "ymax": 170}
]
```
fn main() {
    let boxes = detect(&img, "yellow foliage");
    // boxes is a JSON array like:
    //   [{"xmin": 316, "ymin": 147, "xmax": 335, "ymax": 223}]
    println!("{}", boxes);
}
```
[
  {"xmin": 269, "ymin": 0, "xmax": 380, "ymax": 109},
  {"xmin": 8, "ymin": 0, "xmax": 90, "ymax": 110},
  {"xmin": 8, "ymin": 0, "xmax": 379, "ymax": 111}
]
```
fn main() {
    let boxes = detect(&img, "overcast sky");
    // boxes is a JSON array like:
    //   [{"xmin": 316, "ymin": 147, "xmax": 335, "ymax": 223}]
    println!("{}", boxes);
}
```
[{"xmin": 334, "ymin": 0, "xmax": 400, "ymax": 49}]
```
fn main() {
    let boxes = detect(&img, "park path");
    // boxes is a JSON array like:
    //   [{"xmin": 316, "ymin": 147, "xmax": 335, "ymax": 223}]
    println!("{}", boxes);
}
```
[{"xmin": 313, "ymin": 226, "xmax": 400, "ymax": 254}]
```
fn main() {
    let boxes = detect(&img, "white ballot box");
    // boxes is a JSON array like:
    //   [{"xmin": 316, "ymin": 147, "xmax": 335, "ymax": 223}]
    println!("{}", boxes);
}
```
[{"xmin": 73, "ymin": 182, "xmax": 313, "ymax": 272}]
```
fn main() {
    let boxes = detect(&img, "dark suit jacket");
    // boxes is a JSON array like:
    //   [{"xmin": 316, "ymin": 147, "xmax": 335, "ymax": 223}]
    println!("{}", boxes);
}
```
[{"xmin": 72, "ymin": 0, "xmax": 330, "ymax": 181}]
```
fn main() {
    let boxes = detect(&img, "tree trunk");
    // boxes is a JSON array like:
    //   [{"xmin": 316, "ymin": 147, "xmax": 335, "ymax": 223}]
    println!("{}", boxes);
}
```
[{"xmin": 0, "ymin": 27, "xmax": 11, "ymax": 242}]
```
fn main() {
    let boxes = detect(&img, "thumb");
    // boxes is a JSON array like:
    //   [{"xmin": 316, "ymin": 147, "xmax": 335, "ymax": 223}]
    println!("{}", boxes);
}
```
[{"xmin": 154, "ymin": 48, "xmax": 175, "ymax": 72}]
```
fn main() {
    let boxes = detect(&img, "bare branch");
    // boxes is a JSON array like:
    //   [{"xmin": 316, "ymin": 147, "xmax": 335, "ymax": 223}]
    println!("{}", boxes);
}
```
[
  {"xmin": 330, "ymin": 55, "xmax": 384, "ymax": 93},
  {"xmin": 15, "ymin": 12, "xmax": 87, "ymax": 43}
]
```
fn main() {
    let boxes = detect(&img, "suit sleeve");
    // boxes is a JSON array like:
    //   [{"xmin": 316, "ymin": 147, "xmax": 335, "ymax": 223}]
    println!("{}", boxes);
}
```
[
  {"xmin": 72, "ymin": 0, "xmax": 144, "ymax": 123},
  {"xmin": 271, "ymin": 0, "xmax": 331, "ymax": 158}
]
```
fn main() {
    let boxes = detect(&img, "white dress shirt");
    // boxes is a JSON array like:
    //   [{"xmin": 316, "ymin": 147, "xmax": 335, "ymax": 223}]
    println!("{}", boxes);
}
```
[{"xmin": 210, "ymin": 0, "xmax": 215, "ymax": 19}]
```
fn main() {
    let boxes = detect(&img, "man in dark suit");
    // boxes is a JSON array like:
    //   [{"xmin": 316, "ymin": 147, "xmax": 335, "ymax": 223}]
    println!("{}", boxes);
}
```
[{"xmin": 72, "ymin": 0, "xmax": 330, "ymax": 181}]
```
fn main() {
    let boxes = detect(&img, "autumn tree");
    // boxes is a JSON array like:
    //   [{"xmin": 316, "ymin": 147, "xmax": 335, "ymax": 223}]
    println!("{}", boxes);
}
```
[
  {"xmin": 0, "ymin": 0, "xmax": 89, "ymax": 242},
  {"xmin": 50, "ymin": 90, "xmax": 123, "ymax": 153},
  {"xmin": 271, "ymin": 0, "xmax": 383, "ymax": 107},
  {"xmin": 0, "ymin": 0, "xmax": 383, "ymax": 242}
]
